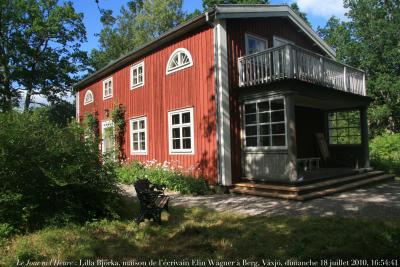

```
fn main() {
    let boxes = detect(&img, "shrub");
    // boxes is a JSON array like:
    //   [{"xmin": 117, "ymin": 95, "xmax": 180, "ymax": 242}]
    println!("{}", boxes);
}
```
[
  {"xmin": 0, "ymin": 111, "xmax": 121, "ymax": 233},
  {"xmin": 116, "ymin": 160, "xmax": 209, "ymax": 195},
  {"xmin": 370, "ymin": 132, "xmax": 400, "ymax": 175}
]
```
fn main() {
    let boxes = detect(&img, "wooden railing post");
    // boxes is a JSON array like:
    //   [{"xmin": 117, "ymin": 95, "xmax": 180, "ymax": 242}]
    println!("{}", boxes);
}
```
[
  {"xmin": 362, "ymin": 73, "xmax": 366, "ymax": 96},
  {"xmin": 343, "ymin": 66, "xmax": 347, "ymax": 92}
]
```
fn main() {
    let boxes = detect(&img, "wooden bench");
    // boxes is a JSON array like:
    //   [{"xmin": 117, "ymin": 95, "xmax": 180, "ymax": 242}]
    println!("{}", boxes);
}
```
[{"xmin": 134, "ymin": 178, "xmax": 170, "ymax": 225}]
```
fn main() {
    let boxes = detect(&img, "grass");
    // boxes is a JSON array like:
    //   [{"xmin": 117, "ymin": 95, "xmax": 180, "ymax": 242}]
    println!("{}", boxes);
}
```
[{"xmin": 1, "ymin": 197, "xmax": 399, "ymax": 266}]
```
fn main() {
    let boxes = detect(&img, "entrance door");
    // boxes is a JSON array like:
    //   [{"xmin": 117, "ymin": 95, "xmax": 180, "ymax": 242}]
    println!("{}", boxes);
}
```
[{"xmin": 101, "ymin": 120, "xmax": 115, "ymax": 159}]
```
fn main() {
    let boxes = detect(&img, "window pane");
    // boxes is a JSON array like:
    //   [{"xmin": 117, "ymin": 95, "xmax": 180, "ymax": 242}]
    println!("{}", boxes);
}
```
[
  {"xmin": 133, "ymin": 133, "xmax": 138, "ymax": 142},
  {"xmin": 172, "ymin": 128, "xmax": 180, "ymax": 138},
  {"xmin": 272, "ymin": 123, "xmax": 285, "ymax": 134},
  {"xmin": 259, "ymin": 113, "xmax": 270, "ymax": 123},
  {"xmin": 140, "ymin": 141, "xmax": 146, "ymax": 150},
  {"xmin": 245, "ymin": 126, "xmax": 257, "ymax": 136},
  {"xmin": 271, "ymin": 111, "xmax": 285, "ymax": 122},
  {"xmin": 272, "ymin": 135, "xmax": 286, "ymax": 146},
  {"xmin": 133, "ymin": 142, "xmax": 139, "ymax": 151},
  {"xmin": 260, "ymin": 125, "xmax": 270, "ymax": 135},
  {"xmin": 246, "ymin": 137, "xmax": 257, "ymax": 147},
  {"xmin": 132, "ymin": 121, "xmax": 138, "ymax": 130},
  {"xmin": 271, "ymin": 99, "xmax": 284, "ymax": 110},
  {"xmin": 245, "ymin": 114, "xmax": 257, "ymax": 124},
  {"xmin": 138, "ymin": 67, "xmax": 143, "ymax": 74},
  {"xmin": 260, "ymin": 136, "xmax": 271, "ymax": 146},
  {"xmin": 173, "ymin": 139, "xmax": 180, "ymax": 149},
  {"xmin": 139, "ymin": 120, "xmax": 145, "ymax": 129},
  {"xmin": 183, "ymin": 138, "xmax": 191, "ymax": 149},
  {"xmin": 258, "ymin": 101, "xmax": 269, "ymax": 112},
  {"xmin": 245, "ymin": 103, "xmax": 256, "ymax": 114},
  {"xmin": 182, "ymin": 112, "xmax": 191, "ymax": 123},
  {"xmin": 172, "ymin": 114, "xmax": 180, "ymax": 125},
  {"xmin": 139, "ymin": 132, "xmax": 145, "ymax": 141},
  {"xmin": 182, "ymin": 126, "xmax": 191, "ymax": 137}
]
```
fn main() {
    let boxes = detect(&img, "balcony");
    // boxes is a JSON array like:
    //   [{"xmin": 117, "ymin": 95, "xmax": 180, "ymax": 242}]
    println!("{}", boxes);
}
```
[{"xmin": 238, "ymin": 44, "xmax": 366, "ymax": 96}]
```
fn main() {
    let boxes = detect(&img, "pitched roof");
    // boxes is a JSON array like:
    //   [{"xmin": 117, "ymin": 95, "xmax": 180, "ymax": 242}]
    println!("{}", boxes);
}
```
[{"xmin": 74, "ymin": 4, "xmax": 335, "ymax": 91}]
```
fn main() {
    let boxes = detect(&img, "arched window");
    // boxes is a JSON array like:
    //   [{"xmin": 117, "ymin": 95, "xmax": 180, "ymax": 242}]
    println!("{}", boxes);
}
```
[
  {"xmin": 166, "ymin": 48, "xmax": 193, "ymax": 74},
  {"xmin": 84, "ymin": 90, "xmax": 94, "ymax": 105}
]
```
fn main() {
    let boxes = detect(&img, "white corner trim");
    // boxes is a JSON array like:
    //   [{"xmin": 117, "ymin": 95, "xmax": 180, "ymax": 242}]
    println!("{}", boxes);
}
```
[
  {"xmin": 130, "ymin": 61, "xmax": 145, "ymax": 89},
  {"xmin": 214, "ymin": 19, "xmax": 232, "ymax": 186},
  {"xmin": 166, "ymin": 48, "xmax": 194, "ymax": 75},
  {"xmin": 76, "ymin": 92, "xmax": 80, "ymax": 122}
]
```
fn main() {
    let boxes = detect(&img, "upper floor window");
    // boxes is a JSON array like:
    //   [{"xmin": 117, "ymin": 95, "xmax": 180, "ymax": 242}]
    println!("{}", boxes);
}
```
[
  {"xmin": 273, "ymin": 36, "xmax": 294, "ymax": 47},
  {"xmin": 84, "ymin": 90, "xmax": 94, "ymax": 105},
  {"xmin": 103, "ymin": 77, "xmax": 113, "ymax": 99},
  {"xmin": 328, "ymin": 111, "xmax": 361, "ymax": 145},
  {"xmin": 245, "ymin": 33, "xmax": 268, "ymax": 55},
  {"xmin": 131, "ymin": 62, "xmax": 144, "ymax": 89},
  {"xmin": 166, "ymin": 48, "xmax": 193, "ymax": 75},
  {"xmin": 243, "ymin": 97, "xmax": 287, "ymax": 149},
  {"xmin": 168, "ymin": 107, "xmax": 194, "ymax": 154}
]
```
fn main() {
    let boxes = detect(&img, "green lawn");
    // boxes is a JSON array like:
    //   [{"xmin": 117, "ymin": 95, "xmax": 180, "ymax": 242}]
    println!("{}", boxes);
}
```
[{"xmin": 1, "ymin": 197, "xmax": 399, "ymax": 266}]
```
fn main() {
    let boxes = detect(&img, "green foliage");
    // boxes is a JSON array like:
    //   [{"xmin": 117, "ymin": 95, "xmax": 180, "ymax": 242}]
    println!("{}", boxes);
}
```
[
  {"xmin": 83, "ymin": 112, "xmax": 100, "ymax": 143},
  {"xmin": 318, "ymin": 0, "xmax": 400, "ymax": 135},
  {"xmin": 111, "ymin": 104, "xmax": 126, "ymax": 161},
  {"xmin": 0, "ymin": 111, "xmax": 121, "ymax": 233},
  {"xmin": 1, "ymin": 206, "xmax": 400, "ymax": 264},
  {"xmin": 116, "ymin": 160, "xmax": 209, "ymax": 195},
  {"xmin": 289, "ymin": 3, "xmax": 311, "ymax": 26},
  {"xmin": 33, "ymin": 101, "xmax": 76, "ymax": 127},
  {"xmin": 202, "ymin": 0, "xmax": 269, "ymax": 10},
  {"xmin": 370, "ymin": 133, "xmax": 400, "ymax": 175},
  {"xmin": 0, "ymin": 0, "xmax": 88, "ymax": 111},
  {"xmin": 89, "ymin": 0, "xmax": 185, "ymax": 71}
]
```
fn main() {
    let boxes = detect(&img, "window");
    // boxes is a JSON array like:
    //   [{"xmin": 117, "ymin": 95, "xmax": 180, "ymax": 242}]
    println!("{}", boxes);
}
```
[
  {"xmin": 243, "ymin": 97, "xmax": 286, "ymax": 148},
  {"xmin": 101, "ymin": 121, "xmax": 115, "ymax": 156},
  {"xmin": 130, "ymin": 116, "xmax": 147, "ymax": 154},
  {"xmin": 131, "ymin": 62, "xmax": 144, "ymax": 89},
  {"xmin": 328, "ymin": 111, "xmax": 361, "ymax": 144},
  {"xmin": 84, "ymin": 90, "xmax": 94, "ymax": 105},
  {"xmin": 166, "ymin": 48, "xmax": 193, "ymax": 74},
  {"xmin": 103, "ymin": 77, "xmax": 113, "ymax": 99},
  {"xmin": 168, "ymin": 107, "xmax": 194, "ymax": 154},
  {"xmin": 273, "ymin": 36, "xmax": 294, "ymax": 47},
  {"xmin": 245, "ymin": 33, "xmax": 268, "ymax": 55}
]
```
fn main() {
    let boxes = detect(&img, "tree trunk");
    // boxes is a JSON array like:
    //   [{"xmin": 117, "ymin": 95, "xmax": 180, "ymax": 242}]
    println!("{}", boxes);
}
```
[{"xmin": 24, "ymin": 89, "xmax": 32, "ymax": 112}]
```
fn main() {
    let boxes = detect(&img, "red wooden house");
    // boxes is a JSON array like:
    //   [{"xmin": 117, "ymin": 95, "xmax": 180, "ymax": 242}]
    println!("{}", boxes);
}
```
[{"xmin": 74, "ymin": 5, "xmax": 393, "ymax": 200}]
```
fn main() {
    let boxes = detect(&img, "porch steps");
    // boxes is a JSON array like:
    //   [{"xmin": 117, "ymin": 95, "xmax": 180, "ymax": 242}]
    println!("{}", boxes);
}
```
[{"xmin": 231, "ymin": 171, "xmax": 395, "ymax": 201}]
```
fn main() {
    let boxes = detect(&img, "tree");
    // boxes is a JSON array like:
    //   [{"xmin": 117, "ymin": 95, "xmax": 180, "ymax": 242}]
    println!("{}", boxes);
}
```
[
  {"xmin": 202, "ymin": 0, "xmax": 269, "ymax": 10},
  {"xmin": 89, "ymin": 0, "xmax": 185, "ymax": 71},
  {"xmin": 290, "ymin": 3, "xmax": 311, "ymax": 26},
  {"xmin": 0, "ymin": 0, "xmax": 87, "ymax": 112},
  {"xmin": 318, "ymin": 0, "xmax": 400, "ymax": 135}
]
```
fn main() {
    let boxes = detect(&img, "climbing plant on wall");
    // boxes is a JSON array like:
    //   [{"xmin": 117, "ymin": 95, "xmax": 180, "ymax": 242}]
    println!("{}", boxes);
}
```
[
  {"xmin": 83, "ymin": 112, "xmax": 100, "ymax": 143},
  {"xmin": 111, "ymin": 104, "xmax": 126, "ymax": 162}
]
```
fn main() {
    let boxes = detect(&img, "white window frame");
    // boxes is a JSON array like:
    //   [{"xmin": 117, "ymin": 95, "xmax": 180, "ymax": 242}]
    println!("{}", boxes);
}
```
[
  {"xmin": 168, "ymin": 107, "xmax": 195, "ymax": 154},
  {"xmin": 273, "ymin": 35, "xmax": 294, "ymax": 47},
  {"xmin": 103, "ymin": 77, "xmax": 113, "ymax": 100},
  {"xmin": 130, "ymin": 61, "xmax": 144, "ymax": 89},
  {"xmin": 245, "ymin": 33, "xmax": 268, "ymax": 55},
  {"xmin": 101, "ymin": 120, "xmax": 115, "ymax": 155},
  {"xmin": 166, "ymin": 48, "xmax": 193, "ymax": 75},
  {"xmin": 242, "ymin": 96, "xmax": 287, "ymax": 151},
  {"xmin": 83, "ymin": 90, "xmax": 94, "ymax": 105},
  {"xmin": 130, "ymin": 116, "xmax": 147, "ymax": 155}
]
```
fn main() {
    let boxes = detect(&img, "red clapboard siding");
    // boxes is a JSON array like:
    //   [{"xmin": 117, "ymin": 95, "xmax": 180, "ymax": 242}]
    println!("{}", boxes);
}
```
[
  {"xmin": 226, "ymin": 17, "xmax": 327, "ymax": 181},
  {"xmin": 79, "ymin": 25, "xmax": 218, "ymax": 184}
]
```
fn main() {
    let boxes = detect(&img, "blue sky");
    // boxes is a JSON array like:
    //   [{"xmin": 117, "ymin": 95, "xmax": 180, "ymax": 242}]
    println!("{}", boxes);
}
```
[{"xmin": 71, "ymin": 0, "xmax": 347, "ymax": 54}]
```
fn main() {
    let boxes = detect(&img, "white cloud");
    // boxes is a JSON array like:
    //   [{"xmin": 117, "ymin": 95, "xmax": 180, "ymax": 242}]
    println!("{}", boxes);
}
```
[{"xmin": 294, "ymin": 0, "xmax": 348, "ymax": 19}]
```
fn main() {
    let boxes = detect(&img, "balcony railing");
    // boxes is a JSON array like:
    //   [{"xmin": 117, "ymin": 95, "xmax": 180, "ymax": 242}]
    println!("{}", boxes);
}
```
[{"xmin": 238, "ymin": 44, "xmax": 366, "ymax": 96}]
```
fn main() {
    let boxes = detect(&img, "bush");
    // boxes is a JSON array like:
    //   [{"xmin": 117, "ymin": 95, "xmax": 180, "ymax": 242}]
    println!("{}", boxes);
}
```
[
  {"xmin": 370, "ymin": 132, "xmax": 400, "ymax": 175},
  {"xmin": 116, "ymin": 160, "xmax": 209, "ymax": 195},
  {"xmin": 0, "ymin": 111, "xmax": 121, "ymax": 233}
]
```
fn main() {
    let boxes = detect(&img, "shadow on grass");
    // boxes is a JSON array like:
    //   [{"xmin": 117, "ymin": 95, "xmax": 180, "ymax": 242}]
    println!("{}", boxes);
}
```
[{"xmin": 2, "ymin": 196, "xmax": 400, "ymax": 265}]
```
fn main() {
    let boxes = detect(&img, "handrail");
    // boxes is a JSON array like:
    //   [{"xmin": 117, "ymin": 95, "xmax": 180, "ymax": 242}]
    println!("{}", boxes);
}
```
[{"xmin": 238, "ymin": 43, "xmax": 366, "ymax": 96}]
